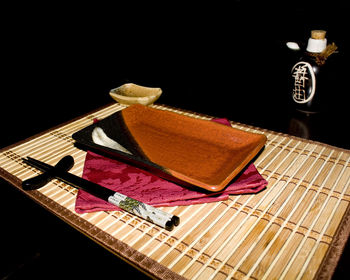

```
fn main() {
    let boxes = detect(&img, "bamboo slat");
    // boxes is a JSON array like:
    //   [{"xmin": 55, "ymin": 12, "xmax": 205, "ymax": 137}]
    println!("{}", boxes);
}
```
[{"xmin": 1, "ymin": 102, "xmax": 349, "ymax": 280}]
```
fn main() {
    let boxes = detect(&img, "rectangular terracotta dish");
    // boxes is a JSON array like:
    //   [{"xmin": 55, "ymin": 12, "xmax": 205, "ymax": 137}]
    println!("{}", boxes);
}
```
[{"xmin": 72, "ymin": 104, "xmax": 267, "ymax": 192}]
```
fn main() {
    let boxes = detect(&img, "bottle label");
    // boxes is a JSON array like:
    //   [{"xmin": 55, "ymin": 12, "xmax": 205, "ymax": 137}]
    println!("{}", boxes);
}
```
[{"xmin": 291, "ymin": 61, "xmax": 316, "ymax": 104}]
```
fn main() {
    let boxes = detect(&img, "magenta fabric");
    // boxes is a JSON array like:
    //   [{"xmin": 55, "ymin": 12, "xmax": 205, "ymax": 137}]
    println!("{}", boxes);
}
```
[{"xmin": 75, "ymin": 118, "xmax": 267, "ymax": 213}]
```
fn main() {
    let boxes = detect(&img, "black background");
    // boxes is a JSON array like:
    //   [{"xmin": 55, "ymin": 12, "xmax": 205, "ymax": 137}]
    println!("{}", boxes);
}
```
[
  {"xmin": 1, "ymin": 1, "xmax": 349, "ymax": 279},
  {"xmin": 2, "ymin": 1, "xmax": 349, "ymax": 149}
]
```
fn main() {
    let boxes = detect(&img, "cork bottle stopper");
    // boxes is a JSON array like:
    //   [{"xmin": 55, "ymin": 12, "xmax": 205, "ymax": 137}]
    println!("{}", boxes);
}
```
[{"xmin": 311, "ymin": 30, "xmax": 326, "ymax": 40}]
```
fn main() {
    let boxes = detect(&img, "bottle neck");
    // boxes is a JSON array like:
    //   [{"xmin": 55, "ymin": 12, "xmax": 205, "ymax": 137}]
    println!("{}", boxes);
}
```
[{"xmin": 306, "ymin": 38, "xmax": 327, "ymax": 53}]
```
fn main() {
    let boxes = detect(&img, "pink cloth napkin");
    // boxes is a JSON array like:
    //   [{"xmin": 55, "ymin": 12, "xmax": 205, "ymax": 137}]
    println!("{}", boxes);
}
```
[{"xmin": 75, "ymin": 119, "xmax": 267, "ymax": 213}]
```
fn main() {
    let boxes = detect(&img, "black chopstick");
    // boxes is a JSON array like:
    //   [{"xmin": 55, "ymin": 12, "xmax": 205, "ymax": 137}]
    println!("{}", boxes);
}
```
[
  {"xmin": 22, "ymin": 156, "xmax": 179, "ymax": 230},
  {"xmin": 23, "ymin": 157, "xmax": 52, "ymax": 172}
]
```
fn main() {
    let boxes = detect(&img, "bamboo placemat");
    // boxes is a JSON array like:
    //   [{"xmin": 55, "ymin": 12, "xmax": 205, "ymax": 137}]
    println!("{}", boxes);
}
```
[{"xmin": 1, "ymin": 103, "xmax": 349, "ymax": 280}]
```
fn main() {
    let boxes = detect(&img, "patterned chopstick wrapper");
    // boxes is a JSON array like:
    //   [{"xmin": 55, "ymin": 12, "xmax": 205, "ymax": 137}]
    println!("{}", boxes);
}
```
[{"xmin": 108, "ymin": 192, "xmax": 179, "ymax": 231}]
